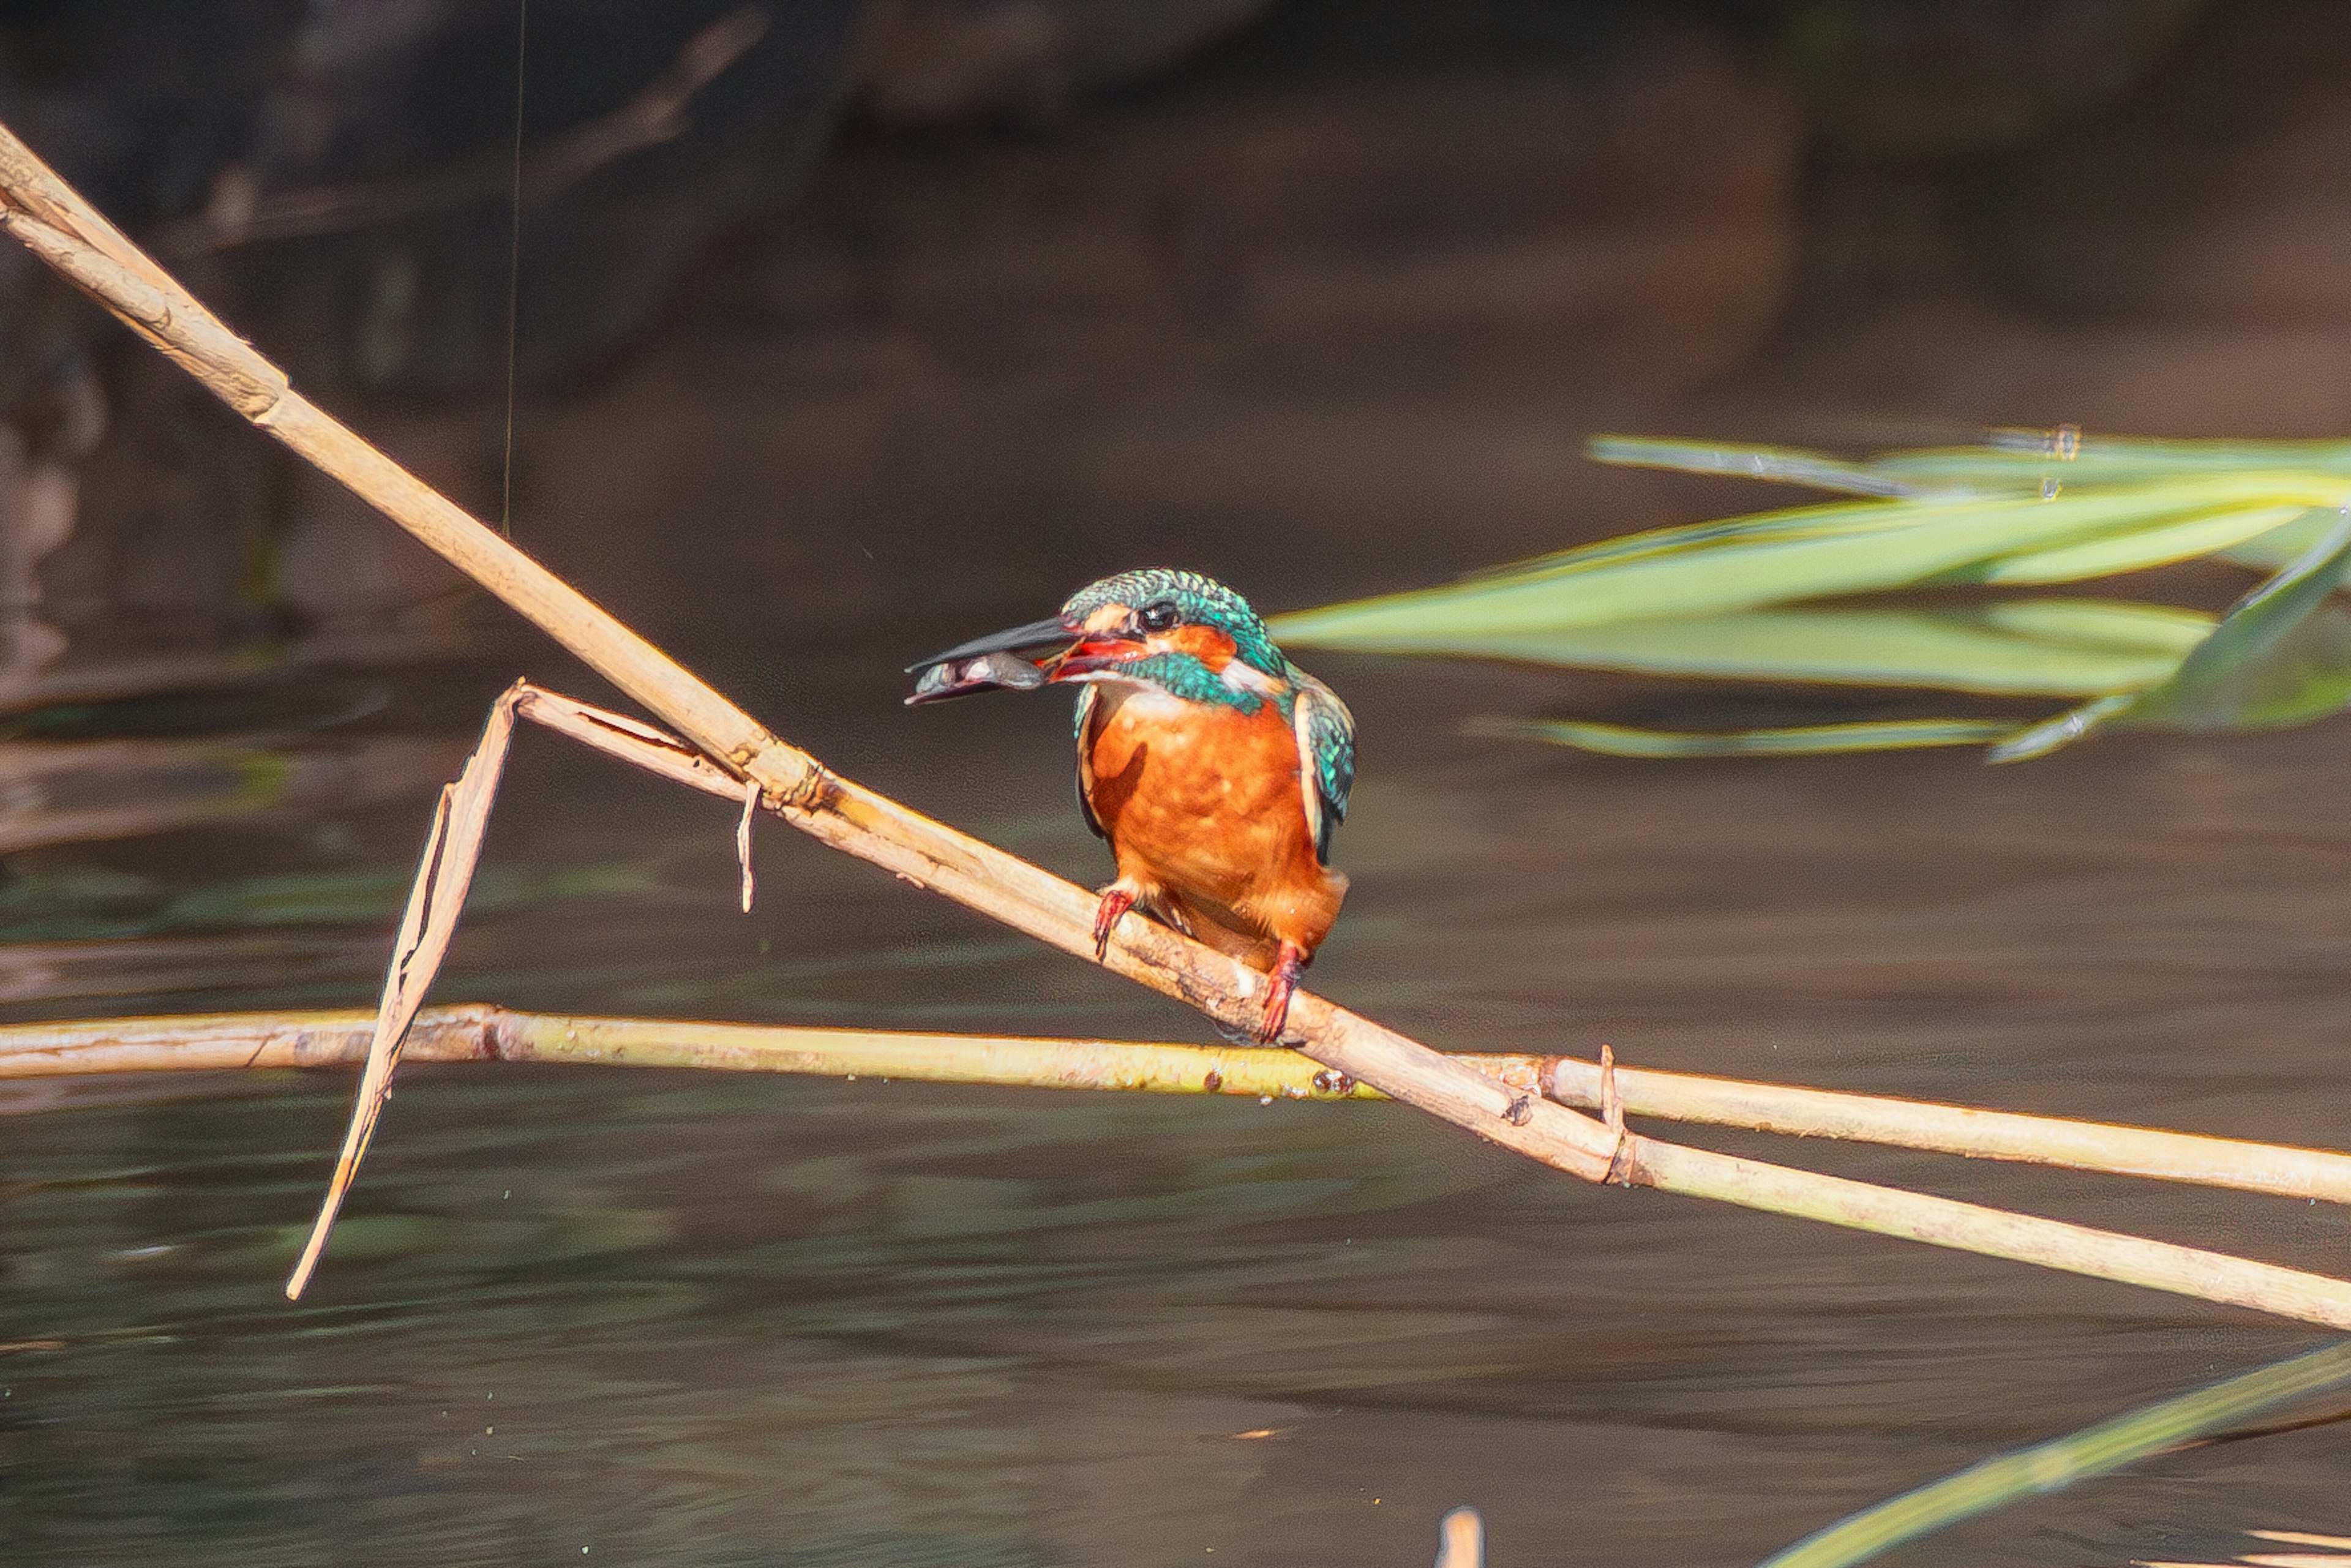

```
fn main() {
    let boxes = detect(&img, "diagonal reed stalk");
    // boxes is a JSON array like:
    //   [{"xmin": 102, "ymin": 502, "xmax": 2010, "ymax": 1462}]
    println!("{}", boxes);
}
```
[{"xmin": 10, "ymin": 116, "xmax": 2351, "ymax": 1330}]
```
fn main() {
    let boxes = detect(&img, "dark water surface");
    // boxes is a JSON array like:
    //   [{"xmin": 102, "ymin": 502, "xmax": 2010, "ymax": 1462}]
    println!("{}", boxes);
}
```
[{"xmin": 3, "ymin": 646, "xmax": 2351, "ymax": 1566}]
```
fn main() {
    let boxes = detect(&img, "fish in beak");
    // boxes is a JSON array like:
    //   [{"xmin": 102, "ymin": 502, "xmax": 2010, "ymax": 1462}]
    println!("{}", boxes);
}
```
[{"xmin": 904, "ymin": 617, "xmax": 1072, "ymax": 705}]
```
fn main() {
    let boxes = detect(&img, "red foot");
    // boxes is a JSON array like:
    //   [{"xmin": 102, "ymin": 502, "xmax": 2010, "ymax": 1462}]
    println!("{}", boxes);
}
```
[
  {"xmin": 1258, "ymin": 941, "xmax": 1308, "ymax": 1043},
  {"xmin": 1092, "ymin": 887, "xmax": 1135, "ymax": 959}
]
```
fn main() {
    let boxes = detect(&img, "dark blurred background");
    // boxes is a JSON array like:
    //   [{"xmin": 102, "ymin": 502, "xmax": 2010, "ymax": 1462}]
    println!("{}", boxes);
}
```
[{"xmin": 0, "ymin": 0, "xmax": 2341, "ymax": 691}]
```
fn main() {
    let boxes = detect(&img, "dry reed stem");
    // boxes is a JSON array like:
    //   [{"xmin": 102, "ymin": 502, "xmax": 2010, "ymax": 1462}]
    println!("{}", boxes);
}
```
[
  {"xmin": 1542, "ymin": 1057, "xmax": 2351, "ymax": 1205},
  {"xmin": 0, "ymin": 1006, "xmax": 1386, "ymax": 1097},
  {"xmin": 11, "ymin": 120, "xmax": 2351, "ymax": 1330}
]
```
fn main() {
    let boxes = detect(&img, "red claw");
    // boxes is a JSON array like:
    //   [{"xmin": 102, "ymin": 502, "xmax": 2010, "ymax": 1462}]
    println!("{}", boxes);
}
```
[
  {"xmin": 1092, "ymin": 887, "xmax": 1135, "ymax": 959},
  {"xmin": 1258, "ymin": 942, "xmax": 1307, "ymax": 1044}
]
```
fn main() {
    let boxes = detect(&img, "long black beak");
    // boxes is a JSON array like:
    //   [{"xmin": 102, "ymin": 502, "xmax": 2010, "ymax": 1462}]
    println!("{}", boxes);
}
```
[
  {"xmin": 904, "ymin": 616, "xmax": 1077, "ymax": 706},
  {"xmin": 905, "ymin": 617, "xmax": 1072, "ymax": 675}
]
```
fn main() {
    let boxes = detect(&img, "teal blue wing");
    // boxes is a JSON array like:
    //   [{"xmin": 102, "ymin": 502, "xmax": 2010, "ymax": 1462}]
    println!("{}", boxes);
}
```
[
  {"xmin": 1073, "ymin": 684, "xmax": 1107, "ymax": 840},
  {"xmin": 1289, "ymin": 669, "xmax": 1355, "ymax": 864}
]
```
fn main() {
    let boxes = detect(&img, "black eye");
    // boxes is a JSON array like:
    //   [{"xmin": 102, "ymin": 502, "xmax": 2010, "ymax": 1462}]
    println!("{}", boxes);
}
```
[{"xmin": 1139, "ymin": 602, "xmax": 1179, "ymax": 632}]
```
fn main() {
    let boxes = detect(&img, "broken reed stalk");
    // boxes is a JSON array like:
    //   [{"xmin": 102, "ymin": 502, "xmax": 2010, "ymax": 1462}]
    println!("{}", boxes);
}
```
[
  {"xmin": 282, "ymin": 688, "xmax": 516, "ymax": 1293},
  {"xmin": 15, "ymin": 1005, "xmax": 2351, "ymax": 1208},
  {"xmin": 10, "ymin": 119, "xmax": 2351, "ymax": 1330}
]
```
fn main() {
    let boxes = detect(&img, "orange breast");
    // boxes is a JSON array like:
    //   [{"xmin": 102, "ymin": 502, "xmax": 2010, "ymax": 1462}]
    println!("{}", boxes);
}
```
[{"xmin": 1083, "ymin": 686, "xmax": 1346, "ymax": 955}]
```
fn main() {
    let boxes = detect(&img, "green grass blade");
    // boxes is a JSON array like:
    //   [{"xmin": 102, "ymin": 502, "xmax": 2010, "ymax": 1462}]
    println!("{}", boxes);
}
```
[
  {"xmin": 1990, "ymin": 510, "xmax": 2351, "ymax": 761},
  {"xmin": 1322, "ymin": 601, "xmax": 2208, "ymax": 696},
  {"xmin": 1587, "ymin": 436, "xmax": 1925, "ymax": 497},
  {"xmin": 1963, "ymin": 503, "xmax": 2317, "ymax": 585},
  {"xmin": 1276, "ymin": 476, "xmax": 2344, "ymax": 645},
  {"xmin": 2220, "ymin": 506, "xmax": 2341, "ymax": 568},
  {"xmin": 1756, "ymin": 1339, "xmax": 2351, "ymax": 1568},
  {"xmin": 1433, "ymin": 485, "xmax": 2254, "ymax": 597},
  {"xmin": 1594, "ymin": 431, "xmax": 2351, "ymax": 495},
  {"xmin": 1494, "ymin": 717, "xmax": 2018, "ymax": 758},
  {"xmin": 1978, "ymin": 694, "xmax": 2137, "ymax": 763},
  {"xmin": 1588, "ymin": 430, "xmax": 2344, "ymax": 579},
  {"xmin": 2111, "ymin": 512, "xmax": 2351, "ymax": 729},
  {"xmin": 1452, "ymin": 496, "xmax": 1922, "ymax": 584},
  {"xmin": 1884, "ymin": 433, "xmax": 2351, "ymax": 488}
]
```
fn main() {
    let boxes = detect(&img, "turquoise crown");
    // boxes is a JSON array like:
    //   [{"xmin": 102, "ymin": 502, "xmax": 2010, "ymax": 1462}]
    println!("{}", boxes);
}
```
[{"xmin": 1060, "ymin": 569, "xmax": 1284, "ymax": 677}]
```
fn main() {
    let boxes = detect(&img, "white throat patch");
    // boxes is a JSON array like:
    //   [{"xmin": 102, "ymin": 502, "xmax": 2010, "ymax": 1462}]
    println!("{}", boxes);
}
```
[{"xmin": 1221, "ymin": 659, "xmax": 1280, "ymax": 696}]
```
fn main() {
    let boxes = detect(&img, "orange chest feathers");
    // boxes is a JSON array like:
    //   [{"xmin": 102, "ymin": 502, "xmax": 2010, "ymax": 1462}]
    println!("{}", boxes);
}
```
[{"xmin": 1080, "ymin": 685, "xmax": 1316, "ymax": 903}]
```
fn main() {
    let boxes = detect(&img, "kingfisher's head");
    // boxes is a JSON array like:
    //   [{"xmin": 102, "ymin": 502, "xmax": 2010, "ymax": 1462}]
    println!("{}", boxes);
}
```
[
  {"xmin": 1051, "ymin": 569, "xmax": 1285, "ymax": 686},
  {"xmin": 902, "ymin": 569, "xmax": 1288, "ymax": 706}
]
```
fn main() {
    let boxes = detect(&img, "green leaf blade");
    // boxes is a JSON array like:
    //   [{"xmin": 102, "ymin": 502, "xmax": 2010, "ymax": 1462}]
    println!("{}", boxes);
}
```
[
  {"xmin": 1318, "ymin": 601, "xmax": 2208, "ymax": 696},
  {"xmin": 1496, "ymin": 717, "xmax": 2019, "ymax": 758},
  {"xmin": 1989, "ymin": 510, "xmax": 2351, "ymax": 760}
]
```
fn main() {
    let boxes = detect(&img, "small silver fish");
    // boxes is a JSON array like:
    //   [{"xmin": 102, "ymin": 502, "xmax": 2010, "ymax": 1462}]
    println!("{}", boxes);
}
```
[{"xmin": 906, "ymin": 650, "xmax": 1051, "ymax": 705}]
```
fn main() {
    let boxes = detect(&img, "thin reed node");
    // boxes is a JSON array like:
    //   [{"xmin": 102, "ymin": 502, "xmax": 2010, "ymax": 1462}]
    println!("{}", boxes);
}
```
[{"xmin": 7, "ymin": 113, "xmax": 2351, "ymax": 1337}]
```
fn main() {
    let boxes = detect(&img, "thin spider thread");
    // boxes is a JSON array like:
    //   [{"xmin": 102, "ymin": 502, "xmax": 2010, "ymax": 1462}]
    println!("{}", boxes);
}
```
[{"xmin": 499, "ymin": 0, "xmax": 528, "ymax": 539}]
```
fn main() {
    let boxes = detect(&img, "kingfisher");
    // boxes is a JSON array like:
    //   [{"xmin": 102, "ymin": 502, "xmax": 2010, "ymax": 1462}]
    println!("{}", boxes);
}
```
[{"xmin": 907, "ymin": 568, "xmax": 1355, "ymax": 1043}]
